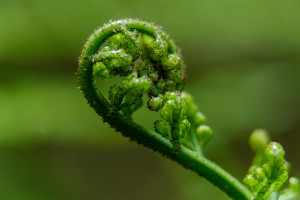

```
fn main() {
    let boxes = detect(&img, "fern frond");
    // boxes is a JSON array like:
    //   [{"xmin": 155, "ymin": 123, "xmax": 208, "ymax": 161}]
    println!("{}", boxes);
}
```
[
  {"xmin": 78, "ymin": 18, "xmax": 298, "ymax": 200},
  {"xmin": 244, "ymin": 130, "xmax": 298, "ymax": 200}
]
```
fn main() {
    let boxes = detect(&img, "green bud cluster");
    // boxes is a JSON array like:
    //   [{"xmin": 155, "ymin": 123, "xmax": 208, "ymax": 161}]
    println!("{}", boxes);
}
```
[
  {"xmin": 244, "ymin": 130, "xmax": 299, "ymax": 200},
  {"xmin": 108, "ymin": 72, "xmax": 150, "ymax": 113},
  {"xmin": 89, "ymin": 20, "xmax": 185, "ymax": 120},
  {"xmin": 86, "ymin": 19, "xmax": 213, "ymax": 152},
  {"xmin": 151, "ymin": 91, "xmax": 213, "ymax": 152},
  {"xmin": 155, "ymin": 92, "xmax": 189, "ymax": 151}
]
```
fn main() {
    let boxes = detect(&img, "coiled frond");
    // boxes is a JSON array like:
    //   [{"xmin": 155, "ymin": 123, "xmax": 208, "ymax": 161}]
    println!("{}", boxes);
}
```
[
  {"xmin": 77, "ymin": 19, "xmax": 298, "ymax": 200},
  {"xmin": 78, "ymin": 18, "xmax": 212, "ymax": 153}
]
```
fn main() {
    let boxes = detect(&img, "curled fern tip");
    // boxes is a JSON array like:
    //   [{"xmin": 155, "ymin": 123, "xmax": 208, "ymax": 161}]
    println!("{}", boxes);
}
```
[{"xmin": 77, "ymin": 19, "xmax": 298, "ymax": 200}]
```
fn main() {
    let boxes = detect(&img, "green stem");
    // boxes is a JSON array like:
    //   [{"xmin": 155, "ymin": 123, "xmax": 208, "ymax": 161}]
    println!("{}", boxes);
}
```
[
  {"xmin": 78, "ymin": 19, "xmax": 252, "ymax": 200},
  {"xmin": 191, "ymin": 127, "xmax": 203, "ymax": 156}
]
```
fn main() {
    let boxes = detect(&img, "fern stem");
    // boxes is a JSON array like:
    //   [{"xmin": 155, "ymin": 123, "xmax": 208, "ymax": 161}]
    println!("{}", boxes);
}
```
[{"xmin": 191, "ymin": 127, "xmax": 203, "ymax": 156}]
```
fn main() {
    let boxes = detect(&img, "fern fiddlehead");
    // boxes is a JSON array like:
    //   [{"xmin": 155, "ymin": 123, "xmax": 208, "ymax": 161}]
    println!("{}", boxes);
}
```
[{"xmin": 77, "ymin": 19, "xmax": 298, "ymax": 200}]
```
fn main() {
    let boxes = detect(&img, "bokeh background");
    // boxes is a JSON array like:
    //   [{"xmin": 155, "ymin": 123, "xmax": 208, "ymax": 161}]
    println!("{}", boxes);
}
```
[{"xmin": 1, "ymin": 0, "xmax": 300, "ymax": 199}]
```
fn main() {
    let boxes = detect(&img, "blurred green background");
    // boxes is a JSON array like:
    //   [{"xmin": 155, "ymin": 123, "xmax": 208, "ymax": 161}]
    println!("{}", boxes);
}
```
[{"xmin": 1, "ymin": 0, "xmax": 300, "ymax": 199}]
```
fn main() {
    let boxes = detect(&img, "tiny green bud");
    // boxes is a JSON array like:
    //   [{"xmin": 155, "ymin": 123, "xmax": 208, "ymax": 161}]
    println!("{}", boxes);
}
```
[
  {"xmin": 161, "ymin": 54, "xmax": 180, "ymax": 70},
  {"xmin": 154, "ymin": 120, "xmax": 171, "ymax": 139},
  {"xmin": 265, "ymin": 142, "xmax": 285, "ymax": 159},
  {"xmin": 147, "ymin": 95, "xmax": 164, "ymax": 111},
  {"xmin": 244, "ymin": 174, "xmax": 258, "ymax": 192},
  {"xmin": 164, "ymin": 91, "xmax": 179, "ymax": 101},
  {"xmin": 161, "ymin": 100, "xmax": 175, "ymax": 123},
  {"xmin": 181, "ymin": 91, "xmax": 193, "ymax": 103},
  {"xmin": 253, "ymin": 168, "xmax": 265, "ymax": 181},
  {"xmin": 168, "ymin": 70, "xmax": 183, "ymax": 84},
  {"xmin": 197, "ymin": 125, "xmax": 213, "ymax": 147},
  {"xmin": 149, "ymin": 37, "xmax": 168, "ymax": 61},
  {"xmin": 108, "ymin": 33, "xmax": 125, "ymax": 47},
  {"xmin": 249, "ymin": 129, "xmax": 270, "ymax": 153},
  {"xmin": 194, "ymin": 112, "xmax": 206, "ymax": 125},
  {"xmin": 93, "ymin": 62, "xmax": 110, "ymax": 79},
  {"xmin": 179, "ymin": 119, "xmax": 191, "ymax": 138}
]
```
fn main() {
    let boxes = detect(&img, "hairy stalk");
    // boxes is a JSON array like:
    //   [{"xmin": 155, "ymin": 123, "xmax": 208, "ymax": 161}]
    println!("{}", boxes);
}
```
[{"xmin": 78, "ymin": 19, "xmax": 298, "ymax": 200}]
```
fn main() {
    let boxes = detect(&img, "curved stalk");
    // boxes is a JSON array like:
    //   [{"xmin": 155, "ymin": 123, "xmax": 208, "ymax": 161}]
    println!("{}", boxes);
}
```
[{"xmin": 78, "ymin": 18, "xmax": 252, "ymax": 200}]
